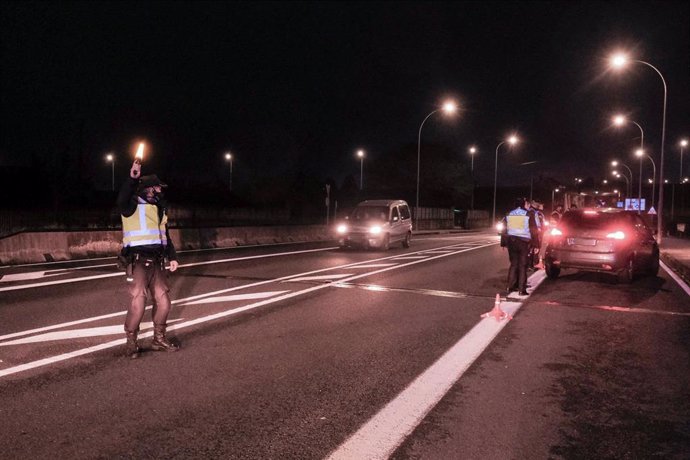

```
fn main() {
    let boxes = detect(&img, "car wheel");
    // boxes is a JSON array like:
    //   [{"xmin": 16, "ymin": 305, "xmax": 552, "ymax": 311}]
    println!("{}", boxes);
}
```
[
  {"xmin": 545, "ymin": 260, "xmax": 560, "ymax": 279},
  {"xmin": 382, "ymin": 234, "xmax": 390, "ymax": 251},
  {"xmin": 648, "ymin": 248, "xmax": 660, "ymax": 276},
  {"xmin": 617, "ymin": 257, "xmax": 634, "ymax": 284},
  {"xmin": 402, "ymin": 232, "xmax": 411, "ymax": 248}
]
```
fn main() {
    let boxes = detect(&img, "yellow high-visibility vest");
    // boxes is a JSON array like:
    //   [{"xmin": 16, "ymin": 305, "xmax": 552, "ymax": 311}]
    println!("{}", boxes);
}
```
[{"xmin": 122, "ymin": 204, "xmax": 168, "ymax": 247}]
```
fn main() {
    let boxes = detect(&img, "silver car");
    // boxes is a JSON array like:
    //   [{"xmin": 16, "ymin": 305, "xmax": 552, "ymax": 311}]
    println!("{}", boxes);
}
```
[{"xmin": 336, "ymin": 200, "xmax": 413, "ymax": 250}]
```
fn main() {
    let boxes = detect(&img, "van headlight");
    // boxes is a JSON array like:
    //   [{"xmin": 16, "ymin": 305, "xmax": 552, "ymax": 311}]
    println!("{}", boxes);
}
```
[
  {"xmin": 369, "ymin": 225, "xmax": 382, "ymax": 235},
  {"xmin": 336, "ymin": 224, "xmax": 348, "ymax": 234},
  {"xmin": 495, "ymin": 222, "xmax": 504, "ymax": 232}
]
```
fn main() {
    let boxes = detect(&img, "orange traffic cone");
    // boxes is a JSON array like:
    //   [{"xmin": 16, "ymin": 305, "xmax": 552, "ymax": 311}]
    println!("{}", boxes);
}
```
[{"xmin": 481, "ymin": 293, "xmax": 512, "ymax": 321}]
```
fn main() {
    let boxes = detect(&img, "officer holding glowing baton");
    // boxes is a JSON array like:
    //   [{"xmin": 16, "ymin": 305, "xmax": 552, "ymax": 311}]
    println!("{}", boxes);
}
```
[{"xmin": 117, "ymin": 142, "xmax": 180, "ymax": 358}]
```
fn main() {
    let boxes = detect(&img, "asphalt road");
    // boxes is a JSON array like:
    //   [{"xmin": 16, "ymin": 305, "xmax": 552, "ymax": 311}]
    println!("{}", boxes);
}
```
[{"xmin": 1, "ymin": 232, "xmax": 689, "ymax": 459}]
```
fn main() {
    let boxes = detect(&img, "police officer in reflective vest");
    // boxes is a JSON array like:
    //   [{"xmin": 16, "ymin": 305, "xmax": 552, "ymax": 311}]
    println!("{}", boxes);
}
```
[
  {"xmin": 117, "ymin": 160, "xmax": 179, "ymax": 358},
  {"xmin": 505, "ymin": 197, "xmax": 539, "ymax": 296}
]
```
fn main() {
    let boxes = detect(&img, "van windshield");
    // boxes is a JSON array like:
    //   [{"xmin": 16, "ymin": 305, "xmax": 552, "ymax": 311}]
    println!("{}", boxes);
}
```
[{"xmin": 351, "ymin": 206, "xmax": 389, "ymax": 222}]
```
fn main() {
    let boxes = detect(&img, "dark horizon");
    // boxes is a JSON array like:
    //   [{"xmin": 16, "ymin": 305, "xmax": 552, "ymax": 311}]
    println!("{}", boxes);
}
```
[{"xmin": 1, "ymin": 1, "xmax": 689, "ymax": 202}]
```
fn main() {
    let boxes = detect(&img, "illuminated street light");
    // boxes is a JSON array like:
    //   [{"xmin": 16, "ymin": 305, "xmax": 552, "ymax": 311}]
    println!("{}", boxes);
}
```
[
  {"xmin": 636, "ymin": 149, "xmax": 657, "ymax": 210},
  {"xmin": 611, "ymin": 160, "xmax": 633, "ymax": 195},
  {"xmin": 105, "ymin": 153, "xmax": 115, "ymax": 191},
  {"xmin": 677, "ymin": 140, "xmax": 689, "ymax": 217},
  {"xmin": 551, "ymin": 187, "xmax": 561, "ymax": 213},
  {"xmin": 356, "ymin": 149, "xmax": 365, "ymax": 190},
  {"xmin": 614, "ymin": 172, "xmax": 629, "ymax": 196},
  {"xmin": 492, "ymin": 134, "xmax": 519, "ymax": 224},
  {"xmin": 416, "ymin": 100, "xmax": 458, "ymax": 227},
  {"xmin": 612, "ymin": 114, "xmax": 645, "ymax": 206},
  {"xmin": 609, "ymin": 51, "xmax": 668, "ymax": 241},
  {"xmin": 468, "ymin": 146, "xmax": 478, "ymax": 210},
  {"xmin": 224, "ymin": 152, "xmax": 233, "ymax": 191}
]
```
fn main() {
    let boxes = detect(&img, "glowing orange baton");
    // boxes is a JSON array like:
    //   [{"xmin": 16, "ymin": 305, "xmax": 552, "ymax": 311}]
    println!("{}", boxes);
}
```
[{"xmin": 134, "ymin": 142, "xmax": 145, "ymax": 164}]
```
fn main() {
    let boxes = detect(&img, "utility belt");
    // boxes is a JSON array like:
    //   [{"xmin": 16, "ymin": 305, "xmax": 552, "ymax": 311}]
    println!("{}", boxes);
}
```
[{"xmin": 118, "ymin": 249, "xmax": 169, "ymax": 282}]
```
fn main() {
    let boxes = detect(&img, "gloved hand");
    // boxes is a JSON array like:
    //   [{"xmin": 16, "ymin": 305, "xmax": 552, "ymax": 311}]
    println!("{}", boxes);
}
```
[
  {"xmin": 130, "ymin": 161, "xmax": 141, "ymax": 179},
  {"xmin": 169, "ymin": 260, "xmax": 179, "ymax": 272}
]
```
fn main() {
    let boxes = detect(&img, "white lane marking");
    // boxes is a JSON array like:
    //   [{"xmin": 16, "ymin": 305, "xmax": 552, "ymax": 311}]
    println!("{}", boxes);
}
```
[
  {"xmin": 391, "ymin": 256, "xmax": 429, "ymax": 260},
  {"xmin": 0, "ymin": 242, "xmax": 497, "ymax": 378},
  {"xmin": 328, "ymin": 300, "xmax": 523, "ymax": 460},
  {"xmin": 1, "ymin": 272, "xmax": 50, "ymax": 282},
  {"xmin": 178, "ymin": 291, "xmax": 290, "ymax": 306},
  {"xmin": 1, "ymin": 241, "xmax": 476, "ymax": 342},
  {"xmin": 326, "ymin": 269, "xmax": 547, "ymax": 460},
  {"xmin": 661, "ymin": 260, "xmax": 690, "ymax": 297},
  {"xmin": 349, "ymin": 264, "xmax": 397, "ymax": 268},
  {"xmin": 0, "ymin": 319, "xmax": 182, "ymax": 346},
  {"xmin": 287, "ymin": 274, "xmax": 353, "ymax": 282},
  {"xmin": 0, "ymin": 240, "xmax": 332, "ymax": 269},
  {"xmin": 0, "ymin": 247, "xmax": 338, "ymax": 292}
]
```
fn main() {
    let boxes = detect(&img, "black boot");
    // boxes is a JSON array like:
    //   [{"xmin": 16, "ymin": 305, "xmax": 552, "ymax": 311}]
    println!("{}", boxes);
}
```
[
  {"xmin": 151, "ymin": 324, "xmax": 180, "ymax": 352},
  {"xmin": 125, "ymin": 329, "xmax": 140, "ymax": 359}
]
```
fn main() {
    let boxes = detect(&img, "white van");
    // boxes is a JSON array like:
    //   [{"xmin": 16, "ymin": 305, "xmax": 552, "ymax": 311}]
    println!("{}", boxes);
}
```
[{"xmin": 336, "ymin": 200, "xmax": 413, "ymax": 250}]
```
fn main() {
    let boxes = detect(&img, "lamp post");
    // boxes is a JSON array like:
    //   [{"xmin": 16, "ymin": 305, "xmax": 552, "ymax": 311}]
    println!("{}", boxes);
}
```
[
  {"xmin": 613, "ymin": 115, "xmax": 645, "ymax": 206},
  {"xmin": 468, "ymin": 146, "xmax": 477, "ymax": 210},
  {"xmin": 492, "ymin": 135, "xmax": 519, "ymax": 224},
  {"xmin": 610, "ymin": 53, "xmax": 668, "ymax": 241},
  {"xmin": 636, "ymin": 149, "xmax": 657, "ymax": 211},
  {"xmin": 614, "ymin": 172, "xmax": 629, "ymax": 198},
  {"xmin": 681, "ymin": 140, "xmax": 688, "ymax": 216},
  {"xmin": 356, "ymin": 149, "xmax": 365, "ymax": 190},
  {"xmin": 415, "ymin": 101, "xmax": 457, "ymax": 227},
  {"xmin": 611, "ymin": 160, "xmax": 632, "ymax": 196},
  {"xmin": 224, "ymin": 152, "xmax": 233, "ymax": 191},
  {"xmin": 105, "ymin": 154, "xmax": 115, "ymax": 191},
  {"xmin": 551, "ymin": 187, "xmax": 561, "ymax": 214}
]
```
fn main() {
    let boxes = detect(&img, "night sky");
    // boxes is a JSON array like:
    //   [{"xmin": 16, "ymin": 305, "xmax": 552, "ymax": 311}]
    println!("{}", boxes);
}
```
[{"xmin": 1, "ymin": 1, "xmax": 689, "ymax": 198}]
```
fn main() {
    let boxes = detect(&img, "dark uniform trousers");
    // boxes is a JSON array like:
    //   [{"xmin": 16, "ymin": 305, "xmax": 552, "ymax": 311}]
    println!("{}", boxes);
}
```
[
  {"xmin": 124, "ymin": 255, "xmax": 171, "ymax": 332},
  {"xmin": 507, "ymin": 235, "xmax": 530, "ymax": 292}
]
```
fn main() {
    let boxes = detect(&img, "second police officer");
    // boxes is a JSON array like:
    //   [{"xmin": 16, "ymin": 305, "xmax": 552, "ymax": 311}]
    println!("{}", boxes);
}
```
[{"xmin": 505, "ymin": 197, "xmax": 539, "ymax": 296}]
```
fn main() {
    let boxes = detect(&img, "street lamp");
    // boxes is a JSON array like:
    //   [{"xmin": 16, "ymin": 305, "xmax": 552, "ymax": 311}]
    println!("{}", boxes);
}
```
[
  {"xmin": 224, "ymin": 152, "xmax": 233, "ymax": 191},
  {"xmin": 611, "ymin": 160, "xmax": 632, "ymax": 196},
  {"xmin": 614, "ymin": 172, "xmax": 629, "ymax": 198},
  {"xmin": 551, "ymin": 187, "xmax": 561, "ymax": 214},
  {"xmin": 105, "ymin": 153, "xmax": 115, "ymax": 191},
  {"xmin": 609, "ymin": 52, "xmax": 668, "ymax": 241},
  {"xmin": 636, "ymin": 149, "xmax": 657, "ymax": 211},
  {"xmin": 468, "ymin": 146, "xmax": 477, "ymax": 210},
  {"xmin": 492, "ymin": 134, "xmax": 519, "ymax": 224},
  {"xmin": 680, "ymin": 140, "xmax": 689, "ymax": 216},
  {"xmin": 612, "ymin": 114, "xmax": 645, "ymax": 206},
  {"xmin": 416, "ymin": 100, "xmax": 458, "ymax": 227},
  {"xmin": 356, "ymin": 149, "xmax": 365, "ymax": 190}
]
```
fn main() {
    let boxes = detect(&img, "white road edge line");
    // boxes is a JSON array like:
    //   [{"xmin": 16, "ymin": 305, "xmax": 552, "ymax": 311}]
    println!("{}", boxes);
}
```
[
  {"xmin": 0, "ymin": 242, "xmax": 496, "ymax": 378},
  {"xmin": 326, "ymin": 268, "xmax": 547, "ymax": 460},
  {"xmin": 661, "ymin": 260, "xmax": 690, "ymax": 297}
]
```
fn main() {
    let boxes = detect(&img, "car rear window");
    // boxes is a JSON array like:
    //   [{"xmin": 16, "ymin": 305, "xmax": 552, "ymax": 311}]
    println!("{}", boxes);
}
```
[{"xmin": 560, "ymin": 211, "xmax": 629, "ymax": 230}]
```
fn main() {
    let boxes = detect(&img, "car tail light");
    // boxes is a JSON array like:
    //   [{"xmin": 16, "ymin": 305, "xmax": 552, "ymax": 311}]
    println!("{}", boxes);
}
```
[
  {"xmin": 550, "ymin": 228, "xmax": 563, "ymax": 237},
  {"xmin": 606, "ymin": 230, "xmax": 626, "ymax": 240}
]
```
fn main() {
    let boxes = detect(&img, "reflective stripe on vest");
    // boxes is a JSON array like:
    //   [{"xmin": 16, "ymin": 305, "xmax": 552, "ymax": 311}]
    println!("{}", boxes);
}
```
[
  {"xmin": 506, "ymin": 208, "xmax": 530, "ymax": 240},
  {"xmin": 122, "ymin": 204, "xmax": 168, "ymax": 247}
]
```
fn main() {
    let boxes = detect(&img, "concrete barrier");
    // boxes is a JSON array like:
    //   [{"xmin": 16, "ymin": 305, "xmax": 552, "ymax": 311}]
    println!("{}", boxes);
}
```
[{"xmin": 0, "ymin": 225, "xmax": 330, "ymax": 265}]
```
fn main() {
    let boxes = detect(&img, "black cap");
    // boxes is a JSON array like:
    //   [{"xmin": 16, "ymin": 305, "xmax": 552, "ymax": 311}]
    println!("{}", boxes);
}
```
[
  {"xmin": 138, "ymin": 174, "xmax": 167, "ymax": 188},
  {"xmin": 514, "ymin": 197, "xmax": 528, "ymax": 208}
]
